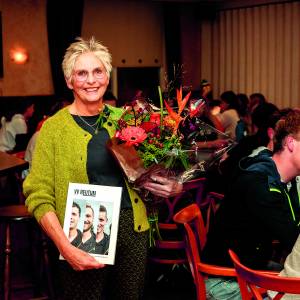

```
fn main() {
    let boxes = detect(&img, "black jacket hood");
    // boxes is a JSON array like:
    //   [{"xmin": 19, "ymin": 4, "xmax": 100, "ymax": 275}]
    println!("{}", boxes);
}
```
[{"xmin": 238, "ymin": 149, "xmax": 282, "ymax": 187}]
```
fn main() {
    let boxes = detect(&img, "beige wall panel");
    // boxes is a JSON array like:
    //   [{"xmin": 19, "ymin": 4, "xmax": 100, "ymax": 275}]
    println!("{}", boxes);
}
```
[
  {"xmin": 237, "ymin": 9, "xmax": 247, "ymax": 94},
  {"xmin": 274, "ymin": 4, "xmax": 284, "ymax": 106},
  {"xmin": 219, "ymin": 11, "xmax": 226, "ymax": 94},
  {"xmin": 252, "ymin": 7, "xmax": 261, "ymax": 92},
  {"xmin": 260, "ymin": 5, "xmax": 269, "ymax": 96},
  {"xmin": 290, "ymin": 2, "xmax": 300, "ymax": 108},
  {"xmin": 282, "ymin": 4, "xmax": 292, "ymax": 107},
  {"xmin": 0, "ymin": 0, "xmax": 53, "ymax": 96},
  {"xmin": 231, "ymin": 9, "xmax": 239, "ymax": 92},
  {"xmin": 224, "ymin": 11, "xmax": 232, "ymax": 89},
  {"xmin": 200, "ymin": 20, "xmax": 212, "ymax": 90},
  {"xmin": 212, "ymin": 17, "xmax": 220, "ymax": 98},
  {"xmin": 82, "ymin": 0, "xmax": 164, "ymax": 68},
  {"xmin": 245, "ymin": 8, "xmax": 253, "ymax": 95},
  {"xmin": 201, "ymin": 1, "xmax": 300, "ymax": 108},
  {"xmin": 267, "ymin": 5, "xmax": 276, "ymax": 103}
]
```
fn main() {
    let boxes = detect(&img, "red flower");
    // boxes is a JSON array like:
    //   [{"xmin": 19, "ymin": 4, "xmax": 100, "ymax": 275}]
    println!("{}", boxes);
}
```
[
  {"xmin": 119, "ymin": 126, "xmax": 147, "ymax": 146},
  {"xmin": 149, "ymin": 113, "xmax": 161, "ymax": 125}
]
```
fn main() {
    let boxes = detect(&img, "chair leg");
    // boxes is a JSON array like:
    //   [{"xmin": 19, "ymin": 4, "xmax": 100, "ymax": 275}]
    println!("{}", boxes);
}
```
[{"xmin": 4, "ymin": 223, "xmax": 11, "ymax": 300}]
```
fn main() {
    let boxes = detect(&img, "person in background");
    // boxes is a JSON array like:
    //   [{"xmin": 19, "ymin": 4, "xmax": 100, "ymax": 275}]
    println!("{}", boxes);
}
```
[
  {"xmin": 216, "ymin": 90, "xmax": 240, "ymax": 140},
  {"xmin": 103, "ymin": 90, "xmax": 117, "ymax": 107},
  {"xmin": 200, "ymin": 79, "xmax": 213, "ymax": 103},
  {"xmin": 236, "ymin": 93, "xmax": 250, "ymax": 139},
  {"xmin": 219, "ymin": 103, "xmax": 280, "ymax": 186},
  {"xmin": 24, "ymin": 99, "xmax": 71, "ymax": 173},
  {"xmin": 0, "ymin": 99, "xmax": 34, "ymax": 152},
  {"xmin": 249, "ymin": 92, "xmax": 267, "ymax": 114},
  {"xmin": 202, "ymin": 109, "xmax": 300, "ymax": 299},
  {"xmin": 69, "ymin": 202, "xmax": 82, "ymax": 247},
  {"xmin": 23, "ymin": 37, "xmax": 182, "ymax": 300}
]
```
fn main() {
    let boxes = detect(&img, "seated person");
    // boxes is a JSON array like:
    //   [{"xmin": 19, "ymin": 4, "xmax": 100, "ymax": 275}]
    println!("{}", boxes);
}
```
[
  {"xmin": 0, "ymin": 100, "xmax": 34, "ymax": 152},
  {"xmin": 217, "ymin": 102, "xmax": 280, "ymax": 193},
  {"xmin": 216, "ymin": 91, "xmax": 240, "ymax": 140},
  {"xmin": 201, "ymin": 110, "xmax": 300, "ymax": 298}
]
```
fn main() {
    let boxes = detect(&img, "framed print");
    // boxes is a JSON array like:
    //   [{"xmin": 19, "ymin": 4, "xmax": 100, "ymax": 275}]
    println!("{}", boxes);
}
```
[{"xmin": 61, "ymin": 182, "xmax": 122, "ymax": 265}]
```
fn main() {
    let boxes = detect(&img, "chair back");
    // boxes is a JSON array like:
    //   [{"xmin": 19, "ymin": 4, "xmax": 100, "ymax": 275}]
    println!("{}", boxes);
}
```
[
  {"xmin": 174, "ymin": 203, "xmax": 236, "ymax": 300},
  {"xmin": 229, "ymin": 249, "xmax": 300, "ymax": 300},
  {"xmin": 148, "ymin": 178, "xmax": 206, "ymax": 265},
  {"xmin": 163, "ymin": 177, "xmax": 206, "ymax": 223}
]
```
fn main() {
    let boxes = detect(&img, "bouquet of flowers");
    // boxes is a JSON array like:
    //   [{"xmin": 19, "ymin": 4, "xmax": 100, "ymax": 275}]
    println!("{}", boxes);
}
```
[{"xmin": 107, "ymin": 86, "xmax": 235, "ymax": 245}]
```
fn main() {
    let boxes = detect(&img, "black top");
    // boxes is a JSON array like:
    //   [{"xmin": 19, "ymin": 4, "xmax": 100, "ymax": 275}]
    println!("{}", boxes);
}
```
[
  {"xmin": 70, "ymin": 229, "xmax": 82, "ymax": 247},
  {"xmin": 77, "ymin": 232, "xmax": 96, "ymax": 253},
  {"xmin": 73, "ymin": 114, "xmax": 132, "ymax": 209},
  {"xmin": 93, "ymin": 232, "xmax": 110, "ymax": 255}
]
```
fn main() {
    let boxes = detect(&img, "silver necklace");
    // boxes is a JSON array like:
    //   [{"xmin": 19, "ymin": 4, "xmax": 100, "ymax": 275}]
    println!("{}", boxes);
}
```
[{"xmin": 77, "ymin": 114, "xmax": 99, "ymax": 133}]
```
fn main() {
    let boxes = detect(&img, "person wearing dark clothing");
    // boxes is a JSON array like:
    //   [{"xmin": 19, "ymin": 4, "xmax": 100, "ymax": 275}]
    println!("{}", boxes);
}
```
[
  {"xmin": 201, "ymin": 110, "xmax": 300, "ymax": 299},
  {"xmin": 202, "ymin": 149, "xmax": 300, "ymax": 269},
  {"xmin": 216, "ymin": 103, "xmax": 280, "ymax": 193}
]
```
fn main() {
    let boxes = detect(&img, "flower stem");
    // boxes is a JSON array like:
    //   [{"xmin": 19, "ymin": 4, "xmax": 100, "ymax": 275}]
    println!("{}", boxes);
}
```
[{"xmin": 158, "ymin": 86, "xmax": 163, "ymax": 129}]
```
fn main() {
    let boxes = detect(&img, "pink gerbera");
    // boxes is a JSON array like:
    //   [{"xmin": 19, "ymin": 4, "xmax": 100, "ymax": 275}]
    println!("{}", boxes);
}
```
[{"xmin": 120, "ymin": 126, "xmax": 147, "ymax": 146}]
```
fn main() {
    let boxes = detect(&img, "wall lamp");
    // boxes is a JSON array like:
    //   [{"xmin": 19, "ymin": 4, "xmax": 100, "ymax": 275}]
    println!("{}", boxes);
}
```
[{"xmin": 10, "ymin": 47, "xmax": 29, "ymax": 64}]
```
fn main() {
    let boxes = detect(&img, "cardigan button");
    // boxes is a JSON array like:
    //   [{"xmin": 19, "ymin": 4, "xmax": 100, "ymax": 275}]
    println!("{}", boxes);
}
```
[
  {"xmin": 138, "ymin": 225, "xmax": 141, "ymax": 231},
  {"xmin": 134, "ymin": 198, "xmax": 138, "ymax": 203}
]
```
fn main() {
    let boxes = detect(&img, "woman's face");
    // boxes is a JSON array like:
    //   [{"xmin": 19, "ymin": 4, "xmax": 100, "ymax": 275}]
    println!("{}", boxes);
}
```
[{"xmin": 66, "ymin": 52, "xmax": 109, "ymax": 104}]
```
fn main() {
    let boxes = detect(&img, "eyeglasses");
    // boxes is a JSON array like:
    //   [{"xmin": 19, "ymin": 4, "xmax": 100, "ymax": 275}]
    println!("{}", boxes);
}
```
[{"xmin": 73, "ymin": 68, "xmax": 106, "ymax": 82}]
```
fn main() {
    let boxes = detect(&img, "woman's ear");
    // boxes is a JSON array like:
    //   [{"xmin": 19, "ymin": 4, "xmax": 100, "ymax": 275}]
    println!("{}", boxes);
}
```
[{"xmin": 66, "ymin": 77, "xmax": 73, "ymax": 90}]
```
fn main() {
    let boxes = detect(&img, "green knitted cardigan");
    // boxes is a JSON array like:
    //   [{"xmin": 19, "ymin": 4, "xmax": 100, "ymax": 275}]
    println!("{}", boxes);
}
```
[{"xmin": 23, "ymin": 106, "xmax": 149, "ymax": 233}]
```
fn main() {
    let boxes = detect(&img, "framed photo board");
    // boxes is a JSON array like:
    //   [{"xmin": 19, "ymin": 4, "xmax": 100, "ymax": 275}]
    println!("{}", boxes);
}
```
[{"xmin": 61, "ymin": 183, "xmax": 122, "ymax": 265}]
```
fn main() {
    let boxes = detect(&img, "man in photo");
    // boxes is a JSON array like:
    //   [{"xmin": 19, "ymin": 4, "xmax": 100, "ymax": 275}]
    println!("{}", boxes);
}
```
[
  {"xmin": 78, "ymin": 204, "xmax": 96, "ymax": 253},
  {"xmin": 68, "ymin": 202, "xmax": 82, "ymax": 247},
  {"xmin": 94, "ymin": 205, "xmax": 110, "ymax": 255}
]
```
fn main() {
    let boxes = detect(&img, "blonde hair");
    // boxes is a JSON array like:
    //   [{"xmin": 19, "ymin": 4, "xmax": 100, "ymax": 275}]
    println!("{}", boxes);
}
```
[{"xmin": 62, "ymin": 37, "xmax": 112, "ymax": 80}]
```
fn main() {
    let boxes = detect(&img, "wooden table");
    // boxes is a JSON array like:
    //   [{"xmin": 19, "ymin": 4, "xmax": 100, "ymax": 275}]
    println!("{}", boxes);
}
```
[
  {"xmin": 0, "ymin": 151, "xmax": 29, "ymax": 176},
  {"xmin": 0, "ymin": 151, "xmax": 29, "ymax": 203}
]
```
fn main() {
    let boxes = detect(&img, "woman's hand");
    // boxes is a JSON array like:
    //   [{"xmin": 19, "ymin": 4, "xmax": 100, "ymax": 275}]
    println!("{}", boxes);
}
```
[
  {"xmin": 143, "ymin": 175, "xmax": 183, "ymax": 198},
  {"xmin": 39, "ymin": 212, "xmax": 104, "ymax": 271},
  {"xmin": 61, "ymin": 244, "xmax": 105, "ymax": 271}
]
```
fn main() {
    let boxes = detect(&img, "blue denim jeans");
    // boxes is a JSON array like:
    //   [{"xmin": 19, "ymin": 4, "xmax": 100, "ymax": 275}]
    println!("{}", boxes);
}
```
[{"xmin": 205, "ymin": 277, "xmax": 242, "ymax": 300}]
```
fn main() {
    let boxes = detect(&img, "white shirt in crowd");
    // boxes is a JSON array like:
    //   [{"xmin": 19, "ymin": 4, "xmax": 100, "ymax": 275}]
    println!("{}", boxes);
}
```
[{"xmin": 0, "ymin": 114, "xmax": 27, "ymax": 152}]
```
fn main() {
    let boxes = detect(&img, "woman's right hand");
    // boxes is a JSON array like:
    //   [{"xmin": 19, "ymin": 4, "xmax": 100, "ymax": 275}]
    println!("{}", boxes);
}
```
[
  {"xmin": 61, "ymin": 243, "xmax": 105, "ymax": 271},
  {"xmin": 39, "ymin": 212, "xmax": 104, "ymax": 271}
]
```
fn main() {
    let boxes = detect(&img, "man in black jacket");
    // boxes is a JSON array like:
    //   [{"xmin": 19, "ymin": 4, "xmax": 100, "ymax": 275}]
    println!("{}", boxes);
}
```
[{"xmin": 202, "ymin": 109, "xmax": 300, "ymax": 299}]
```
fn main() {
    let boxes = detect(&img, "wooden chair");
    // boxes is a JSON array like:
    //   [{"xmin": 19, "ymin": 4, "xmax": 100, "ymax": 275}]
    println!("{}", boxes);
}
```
[
  {"xmin": 229, "ymin": 249, "xmax": 300, "ymax": 300},
  {"xmin": 200, "ymin": 191, "xmax": 224, "ymax": 233},
  {"xmin": 148, "ymin": 178, "xmax": 206, "ymax": 266},
  {"xmin": 173, "ymin": 203, "xmax": 236, "ymax": 300}
]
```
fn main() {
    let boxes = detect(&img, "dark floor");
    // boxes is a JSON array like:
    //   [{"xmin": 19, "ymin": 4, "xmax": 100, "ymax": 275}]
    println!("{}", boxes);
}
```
[
  {"xmin": 6, "ymin": 258, "xmax": 196, "ymax": 300},
  {"xmin": 0, "ymin": 223, "xmax": 196, "ymax": 300}
]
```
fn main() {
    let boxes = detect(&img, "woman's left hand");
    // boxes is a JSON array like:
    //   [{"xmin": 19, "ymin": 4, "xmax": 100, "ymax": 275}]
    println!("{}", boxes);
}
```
[{"xmin": 143, "ymin": 175, "xmax": 183, "ymax": 198}]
